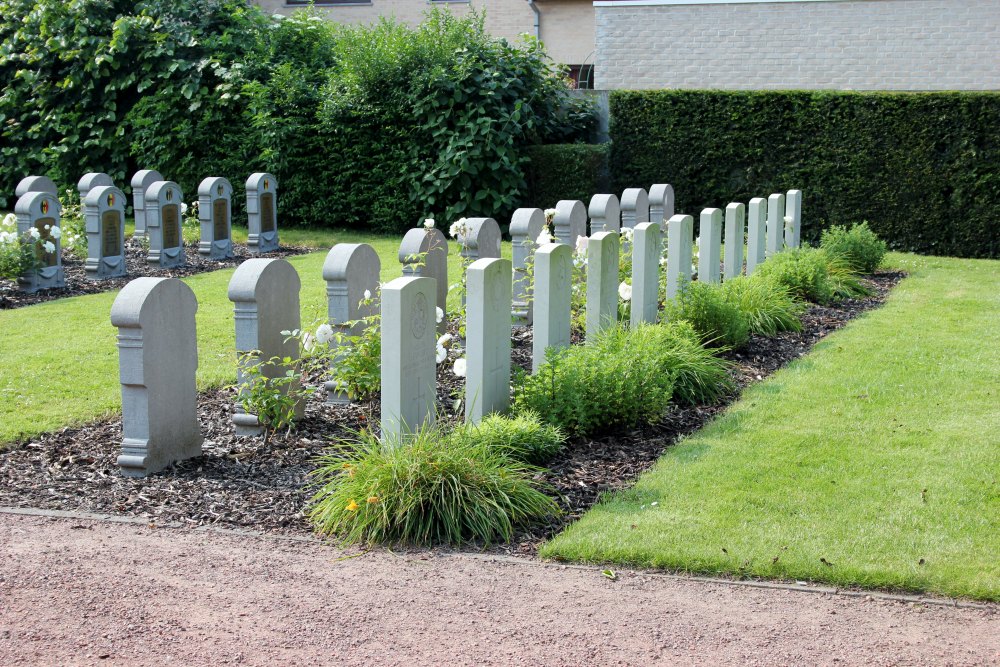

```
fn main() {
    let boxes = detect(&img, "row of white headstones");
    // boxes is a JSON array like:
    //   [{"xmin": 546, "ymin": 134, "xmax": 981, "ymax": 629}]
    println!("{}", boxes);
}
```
[
  {"xmin": 9, "ymin": 171, "xmax": 279, "ymax": 292},
  {"xmin": 107, "ymin": 184, "xmax": 802, "ymax": 478}
]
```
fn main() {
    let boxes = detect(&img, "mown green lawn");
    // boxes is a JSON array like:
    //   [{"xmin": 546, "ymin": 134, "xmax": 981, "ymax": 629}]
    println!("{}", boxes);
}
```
[
  {"xmin": 541, "ymin": 253, "xmax": 1000, "ymax": 601},
  {"xmin": 0, "ymin": 228, "xmax": 506, "ymax": 445}
]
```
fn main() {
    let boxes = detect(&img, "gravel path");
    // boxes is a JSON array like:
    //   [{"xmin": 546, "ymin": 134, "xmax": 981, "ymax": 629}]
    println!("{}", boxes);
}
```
[{"xmin": 2, "ymin": 512, "xmax": 997, "ymax": 666}]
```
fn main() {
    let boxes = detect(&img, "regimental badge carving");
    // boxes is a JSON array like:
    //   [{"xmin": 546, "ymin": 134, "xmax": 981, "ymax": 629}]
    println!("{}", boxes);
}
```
[
  {"xmin": 108, "ymin": 193, "xmax": 115, "ymax": 207},
  {"xmin": 165, "ymin": 188, "xmax": 173, "ymax": 202},
  {"xmin": 411, "ymin": 292, "xmax": 428, "ymax": 340},
  {"xmin": 40, "ymin": 200, "xmax": 48, "ymax": 215},
  {"xmin": 217, "ymin": 184, "xmax": 224, "ymax": 196}
]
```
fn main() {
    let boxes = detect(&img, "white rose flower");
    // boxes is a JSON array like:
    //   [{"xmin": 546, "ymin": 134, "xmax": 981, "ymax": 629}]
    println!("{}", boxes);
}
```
[
  {"xmin": 618, "ymin": 281, "xmax": 632, "ymax": 301},
  {"xmin": 436, "ymin": 306, "xmax": 444, "ymax": 324},
  {"xmin": 453, "ymin": 357, "xmax": 467, "ymax": 378},
  {"xmin": 181, "ymin": 203, "xmax": 189, "ymax": 215},
  {"xmin": 535, "ymin": 230, "xmax": 553, "ymax": 245},
  {"xmin": 0, "ymin": 231, "xmax": 12, "ymax": 244},
  {"xmin": 436, "ymin": 344, "xmax": 447, "ymax": 364},
  {"xmin": 29, "ymin": 227, "xmax": 41, "ymax": 240},
  {"xmin": 363, "ymin": 289, "xmax": 372, "ymax": 300},
  {"xmin": 448, "ymin": 218, "xmax": 469, "ymax": 240},
  {"xmin": 544, "ymin": 208, "xmax": 557, "ymax": 218},
  {"xmin": 659, "ymin": 256, "xmax": 668, "ymax": 267},
  {"xmin": 2, "ymin": 213, "xmax": 15, "ymax": 228},
  {"xmin": 437, "ymin": 333, "xmax": 453, "ymax": 348},
  {"xmin": 315, "ymin": 323, "xmax": 335, "ymax": 345},
  {"xmin": 302, "ymin": 332, "xmax": 316, "ymax": 352},
  {"xmin": 423, "ymin": 218, "xmax": 435, "ymax": 229},
  {"xmin": 575, "ymin": 235, "xmax": 589, "ymax": 255},
  {"xmin": 620, "ymin": 227, "xmax": 634, "ymax": 242},
  {"xmin": 50, "ymin": 226, "xmax": 62, "ymax": 240},
  {"xmin": 42, "ymin": 240, "xmax": 55, "ymax": 254}
]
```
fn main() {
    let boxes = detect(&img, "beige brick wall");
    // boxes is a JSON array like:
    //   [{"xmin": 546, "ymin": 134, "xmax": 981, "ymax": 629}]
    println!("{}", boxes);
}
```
[
  {"xmin": 537, "ymin": 0, "xmax": 595, "ymax": 65},
  {"xmin": 595, "ymin": 0, "xmax": 1000, "ymax": 91}
]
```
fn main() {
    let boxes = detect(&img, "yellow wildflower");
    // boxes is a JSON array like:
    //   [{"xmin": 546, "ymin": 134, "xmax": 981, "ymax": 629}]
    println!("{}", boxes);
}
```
[
  {"xmin": 346, "ymin": 499, "xmax": 359, "ymax": 512},
  {"xmin": 367, "ymin": 496, "xmax": 380, "ymax": 504}
]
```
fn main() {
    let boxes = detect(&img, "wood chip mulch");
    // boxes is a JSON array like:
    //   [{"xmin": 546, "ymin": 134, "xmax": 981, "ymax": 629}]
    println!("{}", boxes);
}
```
[{"xmin": 0, "ymin": 271, "xmax": 904, "ymax": 555}]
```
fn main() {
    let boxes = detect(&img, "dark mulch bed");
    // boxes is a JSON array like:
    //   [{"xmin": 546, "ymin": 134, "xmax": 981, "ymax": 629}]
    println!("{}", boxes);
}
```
[
  {"xmin": 0, "ymin": 271, "xmax": 904, "ymax": 554},
  {"xmin": 0, "ymin": 239, "xmax": 310, "ymax": 310}
]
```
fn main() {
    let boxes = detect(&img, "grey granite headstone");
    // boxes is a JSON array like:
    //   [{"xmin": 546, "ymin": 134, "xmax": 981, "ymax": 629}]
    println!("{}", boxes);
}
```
[
  {"xmin": 111, "ymin": 277, "xmax": 202, "ymax": 477},
  {"xmin": 766, "ymin": 193, "xmax": 786, "ymax": 258},
  {"xmin": 14, "ymin": 191, "xmax": 65, "ymax": 293},
  {"xmin": 509, "ymin": 208, "xmax": 545, "ymax": 326},
  {"xmin": 84, "ymin": 185, "xmax": 127, "ymax": 280},
  {"xmin": 145, "ymin": 180, "xmax": 185, "ymax": 269},
  {"xmin": 77, "ymin": 172, "xmax": 114, "ymax": 203},
  {"xmin": 648, "ymin": 184, "xmax": 675, "ymax": 231},
  {"xmin": 130, "ymin": 170, "xmax": 163, "ymax": 240},
  {"xmin": 620, "ymin": 188, "xmax": 650, "ymax": 230},
  {"xmin": 380, "ymin": 276, "xmax": 437, "ymax": 441},
  {"xmin": 553, "ymin": 200, "xmax": 586, "ymax": 247},
  {"xmin": 589, "ymin": 194, "xmax": 620, "ymax": 234},
  {"xmin": 746, "ymin": 198, "xmax": 767, "ymax": 275},
  {"xmin": 532, "ymin": 244, "xmax": 572, "ymax": 373},
  {"xmin": 631, "ymin": 222, "xmax": 661, "ymax": 328},
  {"xmin": 458, "ymin": 217, "xmax": 501, "ymax": 262},
  {"xmin": 698, "ymin": 208, "xmax": 723, "ymax": 284},
  {"xmin": 322, "ymin": 243, "xmax": 380, "ymax": 404},
  {"xmin": 785, "ymin": 189, "xmax": 802, "ymax": 249},
  {"xmin": 246, "ymin": 172, "xmax": 279, "ymax": 254},
  {"xmin": 228, "ymin": 258, "xmax": 303, "ymax": 436},
  {"xmin": 465, "ymin": 257, "xmax": 512, "ymax": 424},
  {"xmin": 724, "ymin": 202, "xmax": 746, "ymax": 281},
  {"xmin": 666, "ymin": 214, "xmax": 694, "ymax": 300},
  {"xmin": 399, "ymin": 227, "xmax": 449, "ymax": 333},
  {"xmin": 198, "ymin": 177, "xmax": 235, "ymax": 260},
  {"xmin": 15, "ymin": 175, "xmax": 58, "ymax": 198},
  {"xmin": 586, "ymin": 231, "xmax": 619, "ymax": 342}
]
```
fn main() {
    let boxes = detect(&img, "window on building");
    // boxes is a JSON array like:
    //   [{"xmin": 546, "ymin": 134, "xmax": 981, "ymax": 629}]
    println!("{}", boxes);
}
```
[{"xmin": 567, "ymin": 65, "xmax": 595, "ymax": 90}]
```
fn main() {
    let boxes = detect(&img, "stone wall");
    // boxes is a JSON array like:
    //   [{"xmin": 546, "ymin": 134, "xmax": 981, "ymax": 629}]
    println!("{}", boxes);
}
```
[{"xmin": 594, "ymin": 0, "xmax": 1000, "ymax": 91}]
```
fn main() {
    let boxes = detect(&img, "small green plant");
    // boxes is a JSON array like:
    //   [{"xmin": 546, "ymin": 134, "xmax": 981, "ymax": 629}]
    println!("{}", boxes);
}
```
[
  {"xmin": 326, "ymin": 290, "xmax": 382, "ymax": 402},
  {"xmin": 662, "ymin": 281, "xmax": 750, "ymax": 348},
  {"xmin": 820, "ymin": 222, "xmax": 888, "ymax": 274},
  {"xmin": 450, "ymin": 410, "xmax": 565, "ymax": 465},
  {"xmin": 824, "ymin": 252, "xmax": 871, "ymax": 300},
  {"xmin": 57, "ymin": 189, "xmax": 87, "ymax": 258},
  {"xmin": 182, "ymin": 201, "xmax": 200, "ymax": 245},
  {"xmin": 721, "ymin": 275, "xmax": 805, "ymax": 336},
  {"xmin": 308, "ymin": 422, "xmax": 560, "ymax": 545},
  {"xmin": 753, "ymin": 247, "xmax": 835, "ymax": 305},
  {"xmin": 234, "ymin": 351, "xmax": 308, "ymax": 446}
]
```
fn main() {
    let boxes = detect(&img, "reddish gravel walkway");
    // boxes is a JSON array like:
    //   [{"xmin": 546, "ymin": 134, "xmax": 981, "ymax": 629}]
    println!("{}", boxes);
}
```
[{"xmin": 1, "ymin": 512, "xmax": 997, "ymax": 666}]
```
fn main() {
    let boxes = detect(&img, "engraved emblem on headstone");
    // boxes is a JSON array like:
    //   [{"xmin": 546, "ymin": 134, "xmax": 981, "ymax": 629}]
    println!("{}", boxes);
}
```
[{"xmin": 411, "ymin": 292, "xmax": 428, "ymax": 340}]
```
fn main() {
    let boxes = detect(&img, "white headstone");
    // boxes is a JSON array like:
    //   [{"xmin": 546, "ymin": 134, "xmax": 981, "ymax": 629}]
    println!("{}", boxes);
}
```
[
  {"xmin": 399, "ymin": 227, "xmax": 449, "ymax": 333},
  {"xmin": 631, "ymin": 222, "xmax": 661, "ymax": 328},
  {"xmin": 130, "ymin": 170, "xmax": 163, "ymax": 240},
  {"xmin": 84, "ymin": 185, "xmax": 127, "ymax": 280},
  {"xmin": 589, "ymin": 194, "xmax": 620, "ymax": 234},
  {"xmin": 698, "ymin": 208, "xmax": 722, "ymax": 284},
  {"xmin": 648, "ymin": 184, "xmax": 675, "ymax": 230},
  {"xmin": 111, "ymin": 277, "xmax": 202, "ymax": 477},
  {"xmin": 509, "ymin": 208, "xmax": 545, "ymax": 326},
  {"xmin": 145, "ymin": 180, "xmax": 185, "ymax": 268},
  {"xmin": 77, "ymin": 172, "xmax": 114, "ymax": 203},
  {"xmin": 322, "ymin": 243, "xmax": 381, "ymax": 404},
  {"xmin": 465, "ymin": 258, "xmax": 512, "ymax": 424},
  {"xmin": 246, "ymin": 172, "xmax": 279, "ymax": 254},
  {"xmin": 15, "ymin": 175, "xmax": 58, "ymax": 198},
  {"xmin": 14, "ymin": 191, "xmax": 65, "ymax": 293},
  {"xmin": 620, "ymin": 188, "xmax": 650, "ymax": 230},
  {"xmin": 746, "ymin": 198, "xmax": 767, "ymax": 275},
  {"xmin": 666, "ymin": 214, "xmax": 694, "ymax": 300},
  {"xmin": 458, "ymin": 217, "xmax": 501, "ymax": 262},
  {"xmin": 553, "ymin": 200, "xmax": 587, "ymax": 247},
  {"xmin": 532, "ymin": 244, "xmax": 572, "ymax": 373},
  {"xmin": 197, "ymin": 177, "xmax": 235, "ymax": 260},
  {"xmin": 785, "ymin": 189, "xmax": 802, "ymax": 249},
  {"xmin": 380, "ymin": 276, "xmax": 437, "ymax": 441},
  {"xmin": 723, "ymin": 202, "xmax": 746, "ymax": 281},
  {"xmin": 586, "ymin": 231, "xmax": 619, "ymax": 342},
  {"xmin": 228, "ymin": 258, "xmax": 303, "ymax": 436},
  {"xmin": 766, "ymin": 193, "xmax": 786, "ymax": 258}
]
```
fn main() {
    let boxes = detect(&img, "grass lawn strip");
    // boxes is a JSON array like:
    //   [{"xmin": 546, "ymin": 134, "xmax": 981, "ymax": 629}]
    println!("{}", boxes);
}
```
[{"xmin": 541, "ymin": 253, "xmax": 1000, "ymax": 601}]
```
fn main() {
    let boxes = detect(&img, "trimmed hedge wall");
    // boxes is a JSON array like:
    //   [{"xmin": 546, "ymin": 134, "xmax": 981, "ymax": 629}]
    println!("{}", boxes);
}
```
[
  {"xmin": 523, "ymin": 144, "xmax": 610, "ymax": 210},
  {"xmin": 609, "ymin": 91, "xmax": 1000, "ymax": 258}
]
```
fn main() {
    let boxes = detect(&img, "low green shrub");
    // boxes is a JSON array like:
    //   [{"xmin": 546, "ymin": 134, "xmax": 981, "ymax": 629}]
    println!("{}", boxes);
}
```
[
  {"xmin": 451, "ymin": 411, "xmax": 565, "ymax": 465},
  {"xmin": 821, "ymin": 222, "xmax": 887, "ymax": 274},
  {"xmin": 662, "ymin": 281, "xmax": 750, "ymax": 348},
  {"xmin": 651, "ymin": 321, "xmax": 734, "ymax": 406},
  {"xmin": 721, "ymin": 275, "xmax": 805, "ymax": 336},
  {"xmin": 308, "ymin": 423, "xmax": 559, "ymax": 545},
  {"xmin": 753, "ymin": 247, "xmax": 835, "ymax": 305}
]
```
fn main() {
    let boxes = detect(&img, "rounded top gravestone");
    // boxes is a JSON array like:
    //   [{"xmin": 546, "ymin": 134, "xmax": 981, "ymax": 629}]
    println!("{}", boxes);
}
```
[
  {"xmin": 589, "ymin": 194, "xmax": 620, "ymax": 234},
  {"xmin": 15, "ymin": 176, "xmax": 58, "ymax": 198},
  {"xmin": 509, "ymin": 208, "xmax": 545, "ymax": 241},
  {"xmin": 199, "ymin": 176, "xmax": 233, "ymax": 199},
  {"xmin": 131, "ymin": 170, "xmax": 164, "ymax": 191},
  {"xmin": 77, "ymin": 172, "xmax": 114, "ymax": 201},
  {"xmin": 459, "ymin": 218, "xmax": 502, "ymax": 260},
  {"xmin": 648, "ymin": 183, "xmax": 675, "ymax": 228},
  {"xmin": 620, "ymin": 188, "xmax": 650, "ymax": 229},
  {"xmin": 553, "ymin": 200, "xmax": 587, "ymax": 247}
]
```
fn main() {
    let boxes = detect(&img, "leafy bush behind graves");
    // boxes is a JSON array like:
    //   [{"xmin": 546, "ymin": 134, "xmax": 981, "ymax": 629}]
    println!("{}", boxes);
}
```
[
  {"xmin": 608, "ymin": 90, "xmax": 1000, "ymax": 258},
  {"xmin": 522, "ymin": 144, "xmax": 610, "ymax": 209},
  {"xmin": 821, "ymin": 222, "xmax": 888, "ymax": 274},
  {"xmin": 662, "ymin": 281, "xmax": 750, "ymax": 349}
]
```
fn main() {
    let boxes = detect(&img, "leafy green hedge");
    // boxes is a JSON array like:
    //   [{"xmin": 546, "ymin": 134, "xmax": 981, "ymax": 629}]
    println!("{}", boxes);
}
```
[
  {"xmin": 522, "ymin": 144, "xmax": 609, "ymax": 209},
  {"xmin": 609, "ymin": 91, "xmax": 1000, "ymax": 258}
]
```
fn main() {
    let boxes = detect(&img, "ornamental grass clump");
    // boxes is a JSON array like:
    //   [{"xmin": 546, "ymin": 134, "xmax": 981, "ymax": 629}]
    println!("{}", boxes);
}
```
[
  {"xmin": 662, "ymin": 281, "xmax": 750, "ymax": 348},
  {"xmin": 820, "ymin": 222, "xmax": 887, "ymax": 274},
  {"xmin": 308, "ymin": 423, "xmax": 559, "ymax": 546},
  {"xmin": 450, "ymin": 410, "xmax": 565, "ymax": 465},
  {"xmin": 753, "ymin": 247, "xmax": 835, "ymax": 305},
  {"xmin": 651, "ymin": 320, "xmax": 734, "ymax": 405},
  {"xmin": 720, "ymin": 275, "xmax": 805, "ymax": 336}
]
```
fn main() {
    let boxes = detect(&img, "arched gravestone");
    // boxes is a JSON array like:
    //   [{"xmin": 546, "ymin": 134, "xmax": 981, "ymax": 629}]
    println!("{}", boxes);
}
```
[
  {"xmin": 77, "ymin": 172, "xmax": 114, "ymax": 204},
  {"xmin": 649, "ymin": 184, "xmax": 675, "ymax": 230},
  {"xmin": 198, "ymin": 177, "xmax": 235, "ymax": 260},
  {"xmin": 458, "ymin": 218, "xmax": 502, "ymax": 262},
  {"xmin": 111, "ymin": 277, "xmax": 202, "ymax": 477},
  {"xmin": 589, "ymin": 194, "xmax": 620, "ymax": 234},
  {"xmin": 322, "ymin": 243, "xmax": 381, "ymax": 404},
  {"xmin": 398, "ymin": 226, "xmax": 449, "ymax": 333},
  {"xmin": 552, "ymin": 199, "xmax": 586, "ymax": 248},
  {"xmin": 84, "ymin": 185, "xmax": 127, "ymax": 280},
  {"xmin": 145, "ymin": 180, "xmax": 185, "ymax": 269},
  {"xmin": 620, "ymin": 188, "xmax": 650, "ymax": 230},
  {"xmin": 246, "ymin": 172, "xmax": 279, "ymax": 254},
  {"xmin": 509, "ymin": 208, "xmax": 545, "ymax": 326},
  {"xmin": 228, "ymin": 258, "xmax": 303, "ymax": 436},
  {"xmin": 14, "ymin": 191, "xmax": 65, "ymax": 292},
  {"xmin": 130, "ymin": 170, "xmax": 163, "ymax": 240},
  {"xmin": 465, "ymin": 257, "xmax": 512, "ymax": 424},
  {"xmin": 15, "ymin": 175, "xmax": 58, "ymax": 198}
]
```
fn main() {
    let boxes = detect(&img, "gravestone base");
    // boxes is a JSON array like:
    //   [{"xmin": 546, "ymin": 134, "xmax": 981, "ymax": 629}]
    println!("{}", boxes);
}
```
[
  {"xmin": 17, "ymin": 266, "xmax": 66, "ymax": 293},
  {"xmin": 200, "ymin": 238, "xmax": 235, "ymax": 260},
  {"xmin": 233, "ymin": 410, "xmax": 264, "ymax": 437},
  {"xmin": 118, "ymin": 434, "xmax": 203, "ymax": 478},
  {"xmin": 248, "ymin": 232, "xmax": 279, "ymax": 255}
]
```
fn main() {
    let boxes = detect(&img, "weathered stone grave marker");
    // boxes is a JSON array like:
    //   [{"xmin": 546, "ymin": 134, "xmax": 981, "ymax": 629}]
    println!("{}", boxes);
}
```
[
  {"xmin": 532, "ymin": 243, "xmax": 572, "ymax": 373},
  {"xmin": 399, "ymin": 226, "xmax": 449, "ymax": 333},
  {"xmin": 15, "ymin": 175, "xmax": 58, "ymax": 198},
  {"xmin": 198, "ymin": 177, "xmax": 235, "ymax": 260},
  {"xmin": 746, "ymin": 198, "xmax": 767, "ymax": 275},
  {"xmin": 589, "ymin": 194, "xmax": 620, "ymax": 234},
  {"xmin": 666, "ymin": 214, "xmax": 694, "ymax": 300},
  {"xmin": 509, "ymin": 208, "xmax": 545, "ymax": 325},
  {"xmin": 84, "ymin": 185, "xmax": 127, "ymax": 280},
  {"xmin": 699, "ymin": 208, "xmax": 723, "ymax": 284},
  {"xmin": 145, "ymin": 180, "xmax": 185, "ymax": 268},
  {"xmin": 246, "ymin": 172, "xmax": 279, "ymax": 254},
  {"xmin": 458, "ymin": 217, "xmax": 501, "ymax": 262},
  {"xmin": 130, "ymin": 170, "xmax": 163, "ymax": 240},
  {"xmin": 586, "ymin": 231, "xmax": 619, "ymax": 342},
  {"xmin": 649, "ymin": 184, "xmax": 675, "ymax": 230},
  {"xmin": 631, "ymin": 222, "xmax": 661, "ymax": 327},
  {"xmin": 14, "ymin": 191, "xmax": 65, "ymax": 292},
  {"xmin": 77, "ymin": 172, "xmax": 114, "ymax": 203},
  {"xmin": 621, "ymin": 188, "xmax": 650, "ymax": 230},
  {"xmin": 785, "ymin": 189, "xmax": 802, "ymax": 249},
  {"xmin": 724, "ymin": 202, "xmax": 746, "ymax": 280},
  {"xmin": 465, "ymin": 258, "xmax": 512, "ymax": 424},
  {"xmin": 766, "ymin": 193, "xmax": 786, "ymax": 257},
  {"xmin": 553, "ymin": 200, "xmax": 586, "ymax": 248}
]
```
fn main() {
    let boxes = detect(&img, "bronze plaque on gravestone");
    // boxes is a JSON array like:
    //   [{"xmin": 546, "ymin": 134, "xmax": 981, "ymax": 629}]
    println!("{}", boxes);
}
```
[
  {"xmin": 260, "ymin": 193, "xmax": 275, "ymax": 233},
  {"xmin": 102, "ymin": 211, "xmax": 121, "ymax": 257},
  {"xmin": 162, "ymin": 204, "xmax": 180, "ymax": 248},
  {"xmin": 213, "ymin": 199, "xmax": 229, "ymax": 241},
  {"xmin": 34, "ymin": 218, "xmax": 57, "ymax": 266}
]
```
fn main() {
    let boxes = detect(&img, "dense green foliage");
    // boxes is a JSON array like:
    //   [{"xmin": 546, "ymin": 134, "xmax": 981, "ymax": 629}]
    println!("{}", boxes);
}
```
[
  {"xmin": 821, "ymin": 222, "xmax": 888, "ymax": 274},
  {"xmin": 522, "ymin": 143, "xmax": 609, "ymax": 209},
  {"xmin": 608, "ymin": 90, "xmax": 1000, "ymax": 258},
  {"xmin": 662, "ymin": 281, "xmax": 750, "ymax": 348},
  {"xmin": 451, "ymin": 411, "xmax": 565, "ymax": 465},
  {"xmin": 645, "ymin": 321, "xmax": 734, "ymax": 406},
  {"xmin": 721, "ymin": 275, "xmax": 804, "ymax": 336},
  {"xmin": 754, "ymin": 247, "xmax": 836, "ymax": 305}
]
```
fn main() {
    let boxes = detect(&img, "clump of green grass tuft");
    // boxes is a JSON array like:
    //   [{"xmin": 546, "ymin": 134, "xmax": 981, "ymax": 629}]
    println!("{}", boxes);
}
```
[
  {"xmin": 662, "ymin": 281, "xmax": 750, "ymax": 348},
  {"xmin": 754, "ymin": 247, "xmax": 835, "ymax": 304},
  {"xmin": 721, "ymin": 275, "xmax": 805, "ymax": 336},
  {"xmin": 451, "ymin": 411, "xmax": 565, "ymax": 465},
  {"xmin": 825, "ymin": 253, "xmax": 872, "ymax": 300},
  {"xmin": 821, "ymin": 221, "xmax": 887, "ymax": 274},
  {"xmin": 651, "ymin": 320, "xmax": 734, "ymax": 405}
]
